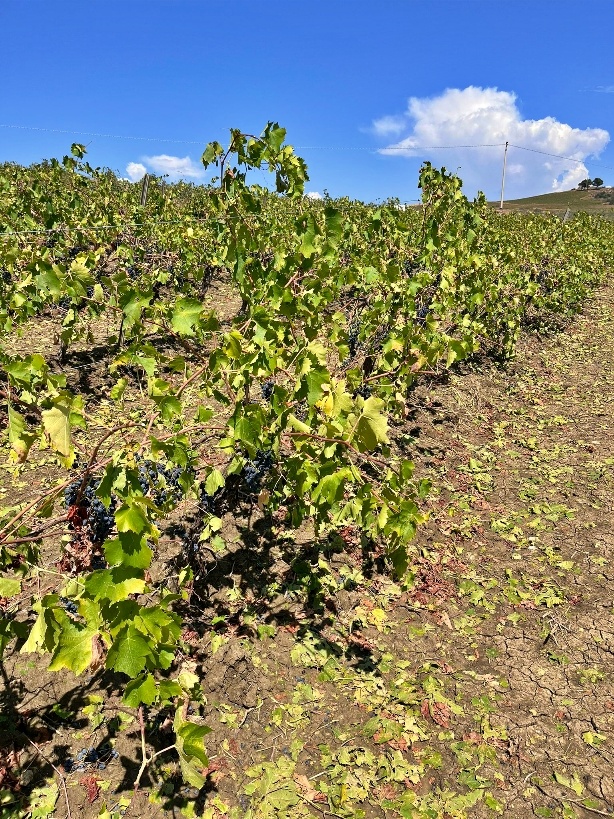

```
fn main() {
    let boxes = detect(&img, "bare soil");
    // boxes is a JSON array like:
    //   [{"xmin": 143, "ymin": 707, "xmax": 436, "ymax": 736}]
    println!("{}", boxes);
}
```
[{"xmin": 2, "ymin": 282, "xmax": 614, "ymax": 818}]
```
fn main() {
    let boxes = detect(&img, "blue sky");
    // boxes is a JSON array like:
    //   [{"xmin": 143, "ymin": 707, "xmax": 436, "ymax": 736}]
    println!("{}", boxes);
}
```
[{"xmin": 2, "ymin": 0, "xmax": 614, "ymax": 202}]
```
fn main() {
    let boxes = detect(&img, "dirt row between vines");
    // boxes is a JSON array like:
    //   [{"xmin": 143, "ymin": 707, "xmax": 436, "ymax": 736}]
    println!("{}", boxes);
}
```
[{"xmin": 2, "ymin": 280, "xmax": 614, "ymax": 819}]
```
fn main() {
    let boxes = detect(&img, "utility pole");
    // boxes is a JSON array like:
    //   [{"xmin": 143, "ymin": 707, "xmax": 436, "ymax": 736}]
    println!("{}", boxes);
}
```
[{"xmin": 499, "ymin": 141, "xmax": 509, "ymax": 211}]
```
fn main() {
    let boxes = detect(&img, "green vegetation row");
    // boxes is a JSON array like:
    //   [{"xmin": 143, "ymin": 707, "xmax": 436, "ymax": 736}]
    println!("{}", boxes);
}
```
[{"xmin": 1, "ymin": 124, "xmax": 613, "ymax": 797}]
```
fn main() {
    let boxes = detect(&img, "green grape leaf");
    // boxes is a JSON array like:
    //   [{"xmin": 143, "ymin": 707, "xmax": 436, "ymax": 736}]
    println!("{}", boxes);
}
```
[
  {"xmin": 123, "ymin": 672, "xmax": 158, "ymax": 707},
  {"xmin": 205, "ymin": 468, "xmax": 225, "ymax": 496},
  {"xmin": 21, "ymin": 600, "xmax": 60, "ymax": 655},
  {"xmin": 312, "ymin": 469, "xmax": 353, "ymax": 506},
  {"xmin": 301, "ymin": 369, "xmax": 329, "ymax": 406},
  {"xmin": 115, "ymin": 501, "xmax": 150, "ymax": 535},
  {"xmin": 106, "ymin": 624, "xmax": 153, "ymax": 677},
  {"xmin": 174, "ymin": 711, "xmax": 211, "ymax": 788},
  {"xmin": 29, "ymin": 782, "xmax": 59, "ymax": 818},
  {"xmin": 48, "ymin": 615, "xmax": 98, "ymax": 675},
  {"xmin": 159, "ymin": 679, "xmax": 183, "ymax": 702},
  {"xmin": 171, "ymin": 298, "xmax": 204, "ymax": 336},
  {"xmin": 41, "ymin": 403, "xmax": 72, "ymax": 457},
  {"xmin": 352, "ymin": 396, "xmax": 389, "ymax": 451},
  {"xmin": 266, "ymin": 124, "xmax": 286, "ymax": 154},
  {"xmin": 83, "ymin": 567, "xmax": 146, "ymax": 603},
  {"xmin": 104, "ymin": 531, "xmax": 153, "ymax": 569},
  {"xmin": 201, "ymin": 140, "xmax": 223, "ymax": 166},
  {"xmin": 7, "ymin": 404, "xmax": 35, "ymax": 462},
  {"xmin": 0, "ymin": 576, "xmax": 21, "ymax": 597},
  {"xmin": 110, "ymin": 377, "xmax": 128, "ymax": 402}
]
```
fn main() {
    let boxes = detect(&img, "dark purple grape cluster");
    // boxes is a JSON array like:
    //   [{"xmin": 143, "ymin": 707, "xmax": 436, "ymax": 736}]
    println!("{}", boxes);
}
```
[
  {"xmin": 58, "ymin": 597, "xmax": 78, "ymax": 615},
  {"xmin": 66, "ymin": 245, "xmax": 87, "ymax": 260},
  {"xmin": 348, "ymin": 320, "xmax": 360, "ymax": 358},
  {"xmin": 64, "ymin": 480, "xmax": 116, "ymax": 544},
  {"xmin": 242, "ymin": 449, "xmax": 275, "ymax": 494},
  {"xmin": 135, "ymin": 456, "xmax": 191, "ymax": 507},
  {"xmin": 261, "ymin": 380, "xmax": 274, "ymax": 401},
  {"xmin": 199, "ymin": 486, "xmax": 220, "ymax": 514},
  {"xmin": 353, "ymin": 384, "xmax": 371, "ymax": 399},
  {"xmin": 403, "ymin": 259, "xmax": 419, "ymax": 276},
  {"xmin": 416, "ymin": 304, "xmax": 429, "ymax": 324},
  {"xmin": 62, "ymin": 743, "xmax": 119, "ymax": 774}
]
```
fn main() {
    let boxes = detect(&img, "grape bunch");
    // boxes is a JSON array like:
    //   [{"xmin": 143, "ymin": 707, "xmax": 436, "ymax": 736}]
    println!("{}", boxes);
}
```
[
  {"xmin": 64, "ymin": 479, "xmax": 116, "ymax": 545},
  {"xmin": 261, "ymin": 380, "xmax": 274, "ymax": 401},
  {"xmin": 403, "ymin": 259, "xmax": 419, "ymax": 276},
  {"xmin": 62, "ymin": 744, "xmax": 119, "ymax": 774},
  {"xmin": 416, "ymin": 303, "xmax": 430, "ymax": 324},
  {"xmin": 199, "ymin": 486, "xmax": 220, "ymax": 514},
  {"xmin": 59, "ymin": 597, "xmax": 78, "ymax": 615},
  {"xmin": 180, "ymin": 532, "xmax": 200, "ymax": 555},
  {"xmin": 353, "ymin": 384, "xmax": 372, "ymax": 399},
  {"xmin": 66, "ymin": 245, "xmax": 86, "ymax": 260},
  {"xmin": 135, "ymin": 456, "xmax": 191, "ymax": 507},
  {"xmin": 241, "ymin": 449, "xmax": 275, "ymax": 494},
  {"xmin": 348, "ymin": 319, "xmax": 361, "ymax": 358}
]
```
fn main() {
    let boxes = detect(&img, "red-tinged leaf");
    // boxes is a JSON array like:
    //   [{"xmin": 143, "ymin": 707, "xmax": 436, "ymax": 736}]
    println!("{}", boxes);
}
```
[
  {"xmin": 430, "ymin": 701, "xmax": 452, "ymax": 728},
  {"xmin": 79, "ymin": 774, "xmax": 100, "ymax": 804}
]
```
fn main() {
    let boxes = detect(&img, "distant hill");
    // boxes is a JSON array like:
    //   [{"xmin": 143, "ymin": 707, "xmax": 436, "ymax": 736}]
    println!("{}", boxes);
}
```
[{"xmin": 492, "ymin": 187, "xmax": 614, "ymax": 219}]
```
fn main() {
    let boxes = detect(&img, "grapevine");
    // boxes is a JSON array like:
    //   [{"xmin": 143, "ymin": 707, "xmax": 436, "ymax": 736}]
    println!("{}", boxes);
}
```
[{"xmin": 0, "ymin": 124, "xmax": 613, "ymax": 812}]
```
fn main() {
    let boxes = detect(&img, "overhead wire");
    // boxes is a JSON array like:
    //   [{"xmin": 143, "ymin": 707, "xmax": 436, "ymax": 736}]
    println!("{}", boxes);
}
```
[
  {"xmin": 0, "ymin": 124, "xmax": 612, "ymax": 237},
  {"xmin": 2, "ymin": 123, "xmax": 613, "ymax": 170}
]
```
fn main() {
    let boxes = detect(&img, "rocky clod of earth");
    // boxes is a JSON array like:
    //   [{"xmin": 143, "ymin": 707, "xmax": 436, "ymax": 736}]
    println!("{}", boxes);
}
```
[{"xmin": 200, "ymin": 640, "xmax": 266, "ymax": 707}]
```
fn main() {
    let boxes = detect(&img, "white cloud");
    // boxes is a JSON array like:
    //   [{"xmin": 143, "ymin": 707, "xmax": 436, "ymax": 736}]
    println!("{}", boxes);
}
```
[
  {"xmin": 141, "ymin": 154, "xmax": 205, "ymax": 180},
  {"xmin": 595, "ymin": 85, "xmax": 614, "ymax": 94},
  {"xmin": 375, "ymin": 86, "xmax": 609, "ymax": 197},
  {"xmin": 305, "ymin": 191, "xmax": 323, "ymax": 199},
  {"xmin": 372, "ymin": 115, "xmax": 407, "ymax": 137},
  {"xmin": 126, "ymin": 162, "xmax": 147, "ymax": 182}
]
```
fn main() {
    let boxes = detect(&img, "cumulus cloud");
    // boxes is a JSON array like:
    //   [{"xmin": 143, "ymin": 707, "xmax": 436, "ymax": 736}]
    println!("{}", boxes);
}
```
[
  {"xmin": 141, "ymin": 154, "xmax": 205, "ymax": 180},
  {"xmin": 372, "ymin": 115, "xmax": 407, "ymax": 137},
  {"xmin": 125, "ymin": 162, "xmax": 147, "ymax": 182},
  {"xmin": 125, "ymin": 155, "xmax": 206, "ymax": 182},
  {"xmin": 375, "ymin": 86, "xmax": 609, "ymax": 197},
  {"xmin": 305, "ymin": 191, "xmax": 323, "ymax": 199}
]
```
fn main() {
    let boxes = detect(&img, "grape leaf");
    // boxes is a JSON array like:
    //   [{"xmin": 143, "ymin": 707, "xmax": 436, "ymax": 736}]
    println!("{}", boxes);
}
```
[
  {"xmin": 84, "ymin": 567, "xmax": 146, "ymax": 603},
  {"xmin": 0, "ymin": 576, "xmax": 21, "ymax": 597},
  {"xmin": 42, "ymin": 403, "xmax": 72, "ymax": 457},
  {"xmin": 123, "ymin": 672, "xmax": 158, "ymax": 707},
  {"xmin": 48, "ymin": 615, "xmax": 98, "ymax": 675},
  {"xmin": 104, "ymin": 531, "xmax": 153, "ymax": 569},
  {"xmin": 171, "ymin": 298, "xmax": 204, "ymax": 336},
  {"xmin": 352, "ymin": 396, "xmax": 389, "ymax": 451},
  {"xmin": 106, "ymin": 624, "xmax": 153, "ymax": 677},
  {"xmin": 174, "ymin": 712, "xmax": 211, "ymax": 788}
]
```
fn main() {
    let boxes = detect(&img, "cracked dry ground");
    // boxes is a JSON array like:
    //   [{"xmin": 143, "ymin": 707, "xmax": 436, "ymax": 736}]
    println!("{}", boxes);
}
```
[{"xmin": 4, "ymin": 284, "xmax": 614, "ymax": 819}]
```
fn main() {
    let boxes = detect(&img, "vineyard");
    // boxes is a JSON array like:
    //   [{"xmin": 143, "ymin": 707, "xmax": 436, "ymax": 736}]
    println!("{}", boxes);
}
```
[{"xmin": 1, "ymin": 124, "xmax": 613, "ymax": 819}]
